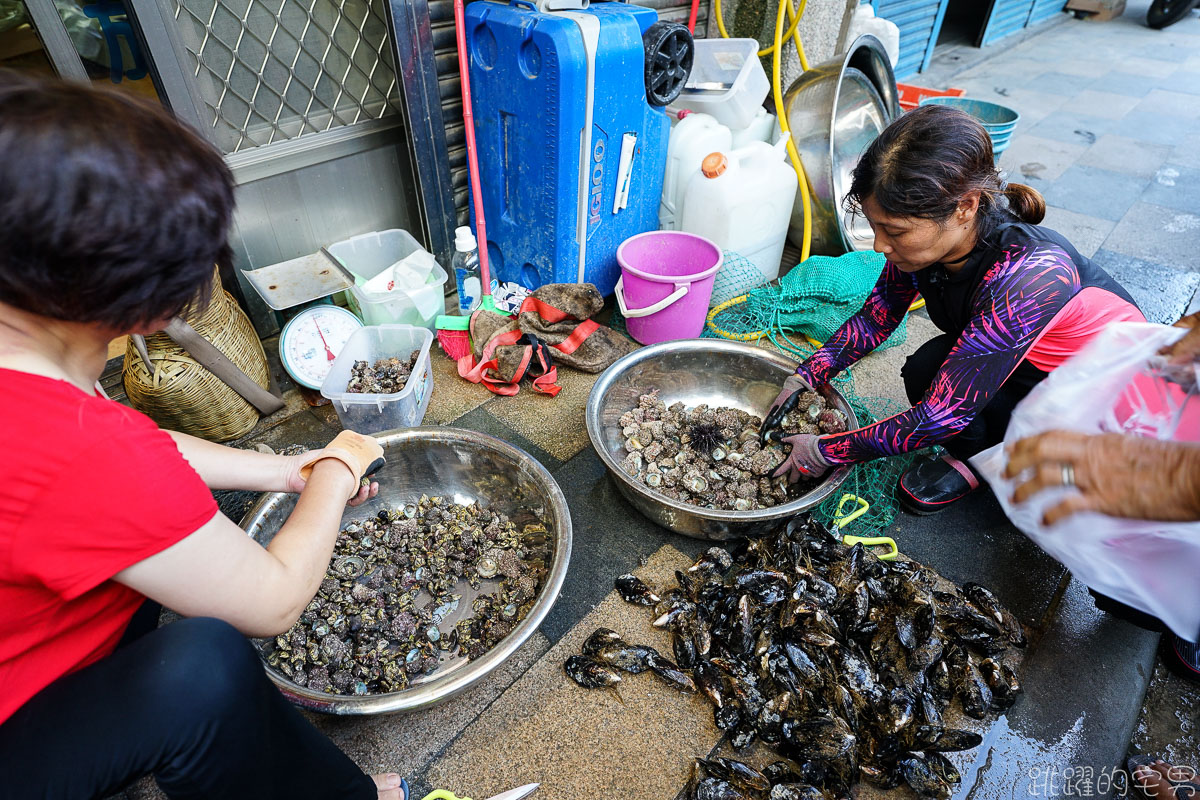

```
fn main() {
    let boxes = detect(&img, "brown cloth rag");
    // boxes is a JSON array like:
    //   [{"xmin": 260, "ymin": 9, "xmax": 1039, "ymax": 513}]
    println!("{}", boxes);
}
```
[{"xmin": 459, "ymin": 283, "xmax": 636, "ymax": 396}]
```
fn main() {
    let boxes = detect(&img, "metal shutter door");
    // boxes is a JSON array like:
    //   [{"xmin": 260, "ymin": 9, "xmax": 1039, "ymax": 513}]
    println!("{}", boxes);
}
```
[
  {"xmin": 872, "ymin": 0, "xmax": 950, "ymax": 79},
  {"xmin": 979, "ymin": 0, "xmax": 1036, "ymax": 45},
  {"xmin": 430, "ymin": 0, "xmax": 708, "ymax": 228},
  {"xmin": 1027, "ymin": 0, "xmax": 1065, "ymax": 25}
]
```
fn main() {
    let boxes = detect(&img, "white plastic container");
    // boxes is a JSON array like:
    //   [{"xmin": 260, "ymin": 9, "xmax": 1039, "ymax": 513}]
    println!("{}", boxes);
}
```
[
  {"xmin": 327, "ymin": 230, "xmax": 448, "ymax": 331},
  {"xmin": 320, "ymin": 324, "xmax": 434, "ymax": 434},
  {"xmin": 679, "ymin": 137, "xmax": 798, "ymax": 284},
  {"xmin": 673, "ymin": 38, "xmax": 770, "ymax": 130},
  {"xmin": 843, "ymin": 3, "xmax": 900, "ymax": 68},
  {"xmin": 730, "ymin": 107, "xmax": 778, "ymax": 149},
  {"xmin": 659, "ymin": 111, "xmax": 733, "ymax": 231}
]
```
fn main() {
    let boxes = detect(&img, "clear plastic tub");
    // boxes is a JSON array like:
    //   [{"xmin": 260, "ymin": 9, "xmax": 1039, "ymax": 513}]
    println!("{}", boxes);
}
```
[
  {"xmin": 673, "ymin": 38, "xmax": 770, "ymax": 130},
  {"xmin": 320, "ymin": 325, "xmax": 434, "ymax": 434},
  {"xmin": 327, "ymin": 229, "xmax": 448, "ymax": 331}
]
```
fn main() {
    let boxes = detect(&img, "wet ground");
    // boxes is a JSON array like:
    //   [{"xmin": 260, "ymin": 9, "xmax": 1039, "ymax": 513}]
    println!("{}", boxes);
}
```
[{"xmin": 108, "ymin": 2, "xmax": 1200, "ymax": 798}]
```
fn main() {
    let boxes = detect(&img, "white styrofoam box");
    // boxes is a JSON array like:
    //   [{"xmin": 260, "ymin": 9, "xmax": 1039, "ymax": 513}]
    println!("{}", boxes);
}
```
[
  {"xmin": 673, "ymin": 38, "xmax": 770, "ymax": 130},
  {"xmin": 320, "ymin": 325, "xmax": 434, "ymax": 434},
  {"xmin": 327, "ymin": 229, "xmax": 448, "ymax": 331}
]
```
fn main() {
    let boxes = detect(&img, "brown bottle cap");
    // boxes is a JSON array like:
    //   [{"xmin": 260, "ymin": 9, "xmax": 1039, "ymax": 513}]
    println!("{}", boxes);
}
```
[{"xmin": 701, "ymin": 152, "xmax": 728, "ymax": 178}]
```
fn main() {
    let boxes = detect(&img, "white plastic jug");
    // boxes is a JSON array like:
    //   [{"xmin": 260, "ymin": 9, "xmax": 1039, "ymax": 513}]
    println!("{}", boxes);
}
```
[
  {"xmin": 843, "ymin": 3, "xmax": 899, "ymax": 68},
  {"xmin": 659, "ymin": 111, "xmax": 732, "ymax": 231},
  {"xmin": 680, "ymin": 136, "xmax": 798, "ymax": 284},
  {"xmin": 729, "ymin": 107, "xmax": 778, "ymax": 149}
]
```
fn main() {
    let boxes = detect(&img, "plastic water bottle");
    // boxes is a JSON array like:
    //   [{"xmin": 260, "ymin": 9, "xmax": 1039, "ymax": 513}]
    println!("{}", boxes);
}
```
[{"xmin": 452, "ymin": 226, "xmax": 481, "ymax": 315}]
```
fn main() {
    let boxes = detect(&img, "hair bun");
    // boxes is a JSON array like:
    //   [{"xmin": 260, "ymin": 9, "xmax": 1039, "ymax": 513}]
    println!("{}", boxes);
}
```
[{"xmin": 1004, "ymin": 183, "xmax": 1046, "ymax": 225}]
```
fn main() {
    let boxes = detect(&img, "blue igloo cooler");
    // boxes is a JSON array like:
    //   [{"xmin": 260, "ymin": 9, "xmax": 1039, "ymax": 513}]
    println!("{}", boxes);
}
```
[{"xmin": 464, "ymin": 0, "xmax": 691, "ymax": 295}]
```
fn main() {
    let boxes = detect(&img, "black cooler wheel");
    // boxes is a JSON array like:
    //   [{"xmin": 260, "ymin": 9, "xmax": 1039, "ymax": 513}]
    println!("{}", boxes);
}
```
[{"xmin": 643, "ymin": 21, "xmax": 693, "ymax": 107}]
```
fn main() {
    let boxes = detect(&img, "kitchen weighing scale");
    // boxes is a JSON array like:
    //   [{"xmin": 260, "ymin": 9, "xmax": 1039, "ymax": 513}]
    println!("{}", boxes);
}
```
[
  {"xmin": 278, "ymin": 304, "xmax": 363, "ymax": 390},
  {"xmin": 241, "ymin": 249, "xmax": 364, "ymax": 393}
]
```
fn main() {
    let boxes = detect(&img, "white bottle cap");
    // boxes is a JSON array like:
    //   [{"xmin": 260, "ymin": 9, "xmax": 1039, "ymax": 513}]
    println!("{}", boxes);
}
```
[{"xmin": 454, "ymin": 225, "xmax": 478, "ymax": 253}]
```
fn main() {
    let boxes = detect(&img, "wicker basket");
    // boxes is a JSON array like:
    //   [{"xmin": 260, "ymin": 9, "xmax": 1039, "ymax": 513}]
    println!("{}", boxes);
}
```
[{"xmin": 124, "ymin": 273, "xmax": 272, "ymax": 442}]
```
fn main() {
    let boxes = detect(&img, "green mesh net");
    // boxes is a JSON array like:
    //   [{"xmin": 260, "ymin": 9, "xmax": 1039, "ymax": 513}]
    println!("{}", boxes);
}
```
[
  {"xmin": 703, "ymin": 250, "xmax": 907, "ymax": 357},
  {"xmin": 607, "ymin": 249, "xmax": 919, "ymax": 539}
]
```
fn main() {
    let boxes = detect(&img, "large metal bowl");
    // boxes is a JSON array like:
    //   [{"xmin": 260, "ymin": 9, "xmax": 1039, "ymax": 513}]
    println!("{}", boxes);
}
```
[
  {"xmin": 785, "ymin": 35, "xmax": 900, "ymax": 255},
  {"xmin": 239, "ymin": 428, "xmax": 572, "ymax": 715},
  {"xmin": 585, "ymin": 340, "xmax": 858, "ymax": 540}
]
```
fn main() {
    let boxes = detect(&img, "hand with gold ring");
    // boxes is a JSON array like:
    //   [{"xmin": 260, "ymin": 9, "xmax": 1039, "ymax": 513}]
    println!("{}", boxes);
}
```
[{"xmin": 1004, "ymin": 430, "xmax": 1200, "ymax": 525}]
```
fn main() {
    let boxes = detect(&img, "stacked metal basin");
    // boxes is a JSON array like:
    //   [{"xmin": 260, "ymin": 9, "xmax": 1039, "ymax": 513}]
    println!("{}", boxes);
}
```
[{"xmin": 784, "ymin": 35, "xmax": 901, "ymax": 256}]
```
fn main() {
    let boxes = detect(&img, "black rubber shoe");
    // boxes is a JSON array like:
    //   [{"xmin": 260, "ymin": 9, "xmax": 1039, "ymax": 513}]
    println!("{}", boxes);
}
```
[
  {"xmin": 898, "ymin": 455, "xmax": 980, "ymax": 515},
  {"xmin": 1165, "ymin": 634, "xmax": 1200, "ymax": 683}
]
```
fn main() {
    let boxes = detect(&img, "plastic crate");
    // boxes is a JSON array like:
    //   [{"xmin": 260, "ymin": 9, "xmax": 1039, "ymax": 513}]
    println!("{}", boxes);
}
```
[
  {"xmin": 320, "ymin": 325, "xmax": 434, "ymax": 434},
  {"xmin": 898, "ymin": 82, "xmax": 965, "ymax": 111},
  {"xmin": 327, "ymin": 229, "xmax": 448, "ymax": 331},
  {"xmin": 673, "ymin": 38, "xmax": 770, "ymax": 130}
]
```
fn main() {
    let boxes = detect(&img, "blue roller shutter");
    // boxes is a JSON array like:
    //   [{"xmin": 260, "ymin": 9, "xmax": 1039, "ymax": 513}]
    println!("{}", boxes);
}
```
[
  {"xmin": 871, "ymin": 0, "xmax": 951, "ymax": 78},
  {"xmin": 980, "ymin": 0, "xmax": 1036, "ymax": 45},
  {"xmin": 1027, "ymin": 0, "xmax": 1066, "ymax": 24}
]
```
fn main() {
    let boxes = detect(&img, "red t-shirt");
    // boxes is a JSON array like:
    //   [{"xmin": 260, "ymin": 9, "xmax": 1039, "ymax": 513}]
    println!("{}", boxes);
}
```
[{"xmin": 0, "ymin": 369, "xmax": 218, "ymax": 724}]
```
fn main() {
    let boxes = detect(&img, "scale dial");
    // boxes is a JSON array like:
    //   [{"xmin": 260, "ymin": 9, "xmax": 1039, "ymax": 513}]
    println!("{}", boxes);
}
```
[{"xmin": 279, "ymin": 305, "xmax": 363, "ymax": 390}]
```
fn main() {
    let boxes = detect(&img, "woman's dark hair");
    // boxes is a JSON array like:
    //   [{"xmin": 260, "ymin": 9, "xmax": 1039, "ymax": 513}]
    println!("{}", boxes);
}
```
[
  {"xmin": 845, "ymin": 104, "xmax": 1045, "ymax": 241},
  {"xmin": 0, "ymin": 71, "xmax": 235, "ymax": 329}
]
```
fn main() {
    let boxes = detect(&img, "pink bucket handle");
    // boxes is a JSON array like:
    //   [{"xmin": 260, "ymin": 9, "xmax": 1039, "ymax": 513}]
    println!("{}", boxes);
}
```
[{"xmin": 614, "ymin": 277, "xmax": 690, "ymax": 318}]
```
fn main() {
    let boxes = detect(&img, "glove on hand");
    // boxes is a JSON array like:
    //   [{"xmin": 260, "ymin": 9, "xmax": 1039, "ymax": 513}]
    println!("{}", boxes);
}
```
[
  {"xmin": 771, "ymin": 433, "xmax": 831, "ymax": 483},
  {"xmin": 295, "ymin": 430, "xmax": 386, "ymax": 499},
  {"xmin": 761, "ymin": 372, "xmax": 816, "ymax": 444}
]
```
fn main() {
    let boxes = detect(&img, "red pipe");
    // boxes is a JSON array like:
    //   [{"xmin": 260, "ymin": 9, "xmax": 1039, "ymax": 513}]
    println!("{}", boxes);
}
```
[
  {"xmin": 687, "ymin": 0, "xmax": 699, "ymax": 32},
  {"xmin": 454, "ymin": 0, "xmax": 494, "ymax": 306}
]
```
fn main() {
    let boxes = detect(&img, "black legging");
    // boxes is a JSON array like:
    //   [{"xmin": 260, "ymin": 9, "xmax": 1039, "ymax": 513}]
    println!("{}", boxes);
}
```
[
  {"xmin": 0, "ymin": 611, "xmax": 374, "ymax": 800},
  {"xmin": 901, "ymin": 333, "xmax": 1050, "ymax": 461}
]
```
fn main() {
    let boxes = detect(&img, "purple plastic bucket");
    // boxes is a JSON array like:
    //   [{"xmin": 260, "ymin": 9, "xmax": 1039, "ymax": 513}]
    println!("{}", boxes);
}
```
[{"xmin": 616, "ymin": 231, "xmax": 723, "ymax": 345}]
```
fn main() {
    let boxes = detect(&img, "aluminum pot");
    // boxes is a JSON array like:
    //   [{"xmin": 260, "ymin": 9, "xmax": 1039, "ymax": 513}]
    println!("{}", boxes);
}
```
[
  {"xmin": 239, "ymin": 427, "xmax": 572, "ymax": 715},
  {"xmin": 784, "ymin": 35, "xmax": 900, "ymax": 255},
  {"xmin": 585, "ymin": 340, "xmax": 858, "ymax": 540}
]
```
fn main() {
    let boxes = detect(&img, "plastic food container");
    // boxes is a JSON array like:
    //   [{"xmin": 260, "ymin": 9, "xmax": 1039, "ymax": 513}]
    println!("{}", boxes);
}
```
[
  {"xmin": 327, "ymin": 230, "xmax": 448, "ymax": 331},
  {"xmin": 320, "ymin": 325, "xmax": 434, "ymax": 434},
  {"xmin": 673, "ymin": 38, "xmax": 770, "ymax": 130}
]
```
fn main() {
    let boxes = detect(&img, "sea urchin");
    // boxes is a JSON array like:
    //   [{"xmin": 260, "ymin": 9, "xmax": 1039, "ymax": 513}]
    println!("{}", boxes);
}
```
[{"xmin": 687, "ymin": 421, "xmax": 725, "ymax": 453}]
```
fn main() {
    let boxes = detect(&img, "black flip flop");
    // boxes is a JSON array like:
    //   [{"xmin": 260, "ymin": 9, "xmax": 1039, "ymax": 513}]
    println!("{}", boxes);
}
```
[
  {"xmin": 1127, "ymin": 756, "xmax": 1200, "ymax": 799},
  {"xmin": 1169, "ymin": 635, "xmax": 1200, "ymax": 682}
]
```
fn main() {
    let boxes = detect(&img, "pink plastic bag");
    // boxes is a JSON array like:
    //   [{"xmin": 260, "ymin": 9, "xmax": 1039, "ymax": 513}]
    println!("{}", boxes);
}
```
[{"xmin": 974, "ymin": 322, "xmax": 1200, "ymax": 639}]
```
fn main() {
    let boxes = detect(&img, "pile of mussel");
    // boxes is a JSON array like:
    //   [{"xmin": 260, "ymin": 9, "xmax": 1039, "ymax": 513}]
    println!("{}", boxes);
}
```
[
  {"xmin": 616, "ymin": 390, "xmax": 848, "ymax": 512},
  {"xmin": 563, "ymin": 516, "xmax": 1024, "ymax": 798},
  {"xmin": 261, "ymin": 495, "xmax": 551, "ymax": 696}
]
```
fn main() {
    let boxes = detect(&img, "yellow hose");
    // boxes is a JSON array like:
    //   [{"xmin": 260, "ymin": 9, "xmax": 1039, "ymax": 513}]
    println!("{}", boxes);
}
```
[
  {"xmin": 713, "ymin": 0, "xmax": 808, "ymax": 62},
  {"xmin": 711, "ymin": 0, "xmax": 813, "ymax": 261},
  {"xmin": 770, "ymin": 0, "xmax": 812, "ymax": 262}
]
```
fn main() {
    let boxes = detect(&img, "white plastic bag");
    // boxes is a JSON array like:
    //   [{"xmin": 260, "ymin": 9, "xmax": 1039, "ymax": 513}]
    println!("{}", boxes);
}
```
[{"xmin": 974, "ymin": 322, "xmax": 1200, "ymax": 639}]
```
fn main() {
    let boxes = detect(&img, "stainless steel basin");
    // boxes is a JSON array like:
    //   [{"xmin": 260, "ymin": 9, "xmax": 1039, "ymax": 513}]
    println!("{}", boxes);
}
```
[
  {"xmin": 239, "ymin": 427, "xmax": 572, "ymax": 715},
  {"xmin": 585, "ymin": 340, "xmax": 858, "ymax": 541},
  {"xmin": 785, "ymin": 35, "xmax": 900, "ymax": 255}
]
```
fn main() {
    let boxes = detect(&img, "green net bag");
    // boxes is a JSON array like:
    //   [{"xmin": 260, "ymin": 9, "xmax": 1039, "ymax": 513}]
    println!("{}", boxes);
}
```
[{"xmin": 704, "ymin": 250, "xmax": 908, "ymax": 355}]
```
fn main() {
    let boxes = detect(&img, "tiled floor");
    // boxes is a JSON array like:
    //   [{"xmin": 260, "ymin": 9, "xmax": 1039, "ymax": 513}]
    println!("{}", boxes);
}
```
[{"xmin": 118, "ymin": 3, "xmax": 1200, "ymax": 799}]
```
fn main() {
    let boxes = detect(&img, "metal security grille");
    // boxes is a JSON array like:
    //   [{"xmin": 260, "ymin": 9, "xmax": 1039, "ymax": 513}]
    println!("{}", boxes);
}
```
[{"xmin": 171, "ymin": 0, "xmax": 400, "ymax": 153}]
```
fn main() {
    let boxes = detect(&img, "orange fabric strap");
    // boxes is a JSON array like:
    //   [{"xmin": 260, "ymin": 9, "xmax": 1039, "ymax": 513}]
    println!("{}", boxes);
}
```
[{"xmin": 553, "ymin": 318, "xmax": 600, "ymax": 356}]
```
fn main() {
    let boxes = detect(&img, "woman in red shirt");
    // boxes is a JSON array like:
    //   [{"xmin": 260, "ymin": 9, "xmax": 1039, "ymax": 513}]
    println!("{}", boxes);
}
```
[{"xmin": 0, "ymin": 73, "xmax": 404, "ymax": 800}]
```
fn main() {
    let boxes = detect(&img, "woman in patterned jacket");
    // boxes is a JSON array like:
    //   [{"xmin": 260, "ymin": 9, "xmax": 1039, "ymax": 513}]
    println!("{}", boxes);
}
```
[{"xmin": 762, "ymin": 104, "xmax": 1143, "ymax": 514}]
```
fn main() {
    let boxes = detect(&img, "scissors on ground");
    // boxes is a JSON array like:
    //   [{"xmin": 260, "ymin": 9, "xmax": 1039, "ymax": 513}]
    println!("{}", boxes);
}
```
[
  {"xmin": 829, "ymin": 493, "xmax": 899, "ymax": 560},
  {"xmin": 401, "ymin": 780, "xmax": 540, "ymax": 800}
]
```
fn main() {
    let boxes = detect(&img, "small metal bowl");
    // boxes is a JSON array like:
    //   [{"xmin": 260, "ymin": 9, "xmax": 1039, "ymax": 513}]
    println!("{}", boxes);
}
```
[
  {"xmin": 239, "ymin": 427, "xmax": 572, "ymax": 715},
  {"xmin": 585, "ymin": 340, "xmax": 858, "ymax": 540}
]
